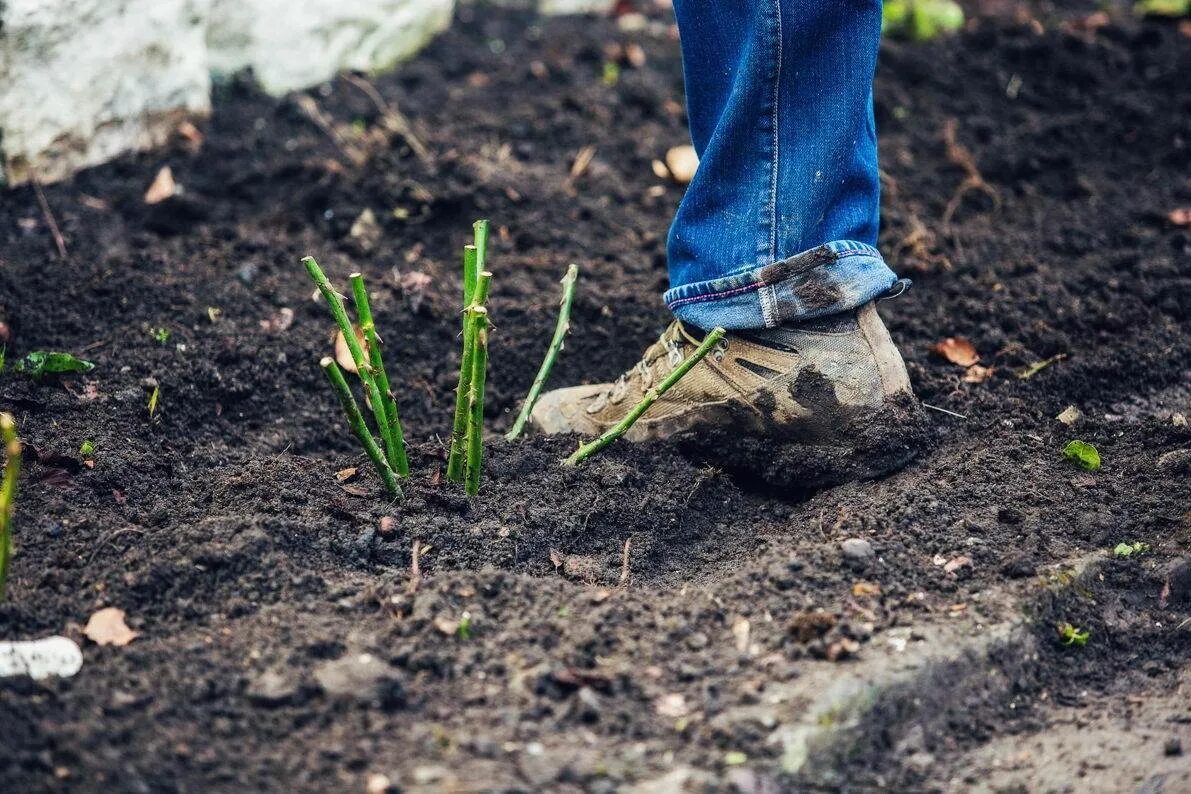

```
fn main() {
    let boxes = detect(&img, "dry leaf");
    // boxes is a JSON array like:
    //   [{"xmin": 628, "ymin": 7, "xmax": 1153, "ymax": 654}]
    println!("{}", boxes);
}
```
[
  {"xmin": 176, "ymin": 120, "xmax": 204, "ymax": 152},
  {"xmin": 335, "ymin": 467, "xmax": 358, "ymax": 482},
  {"xmin": 570, "ymin": 145, "xmax": 597, "ymax": 178},
  {"xmin": 1168, "ymin": 208, "xmax": 1191, "ymax": 226},
  {"xmin": 944, "ymin": 555, "xmax": 973, "ymax": 574},
  {"xmin": 259, "ymin": 307, "xmax": 294, "ymax": 334},
  {"xmin": 339, "ymin": 483, "xmax": 370, "ymax": 498},
  {"xmin": 84, "ymin": 607, "xmax": 137, "ymax": 646},
  {"xmin": 852, "ymin": 581, "xmax": 882, "ymax": 597},
  {"xmin": 962, "ymin": 364, "xmax": 994, "ymax": 383},
  {"xmin": 334, "ymin": 326, "xmax": 368, "ymax": 372},
  {"xmin": 665, "ymin": 145, "xmax": 699, "ymax": 184},
  {"xmin": 931, "ymin": 337, "xmax": 980, "ymax": 367},
  {"xmin": 1056, "ymin": 405, "xmax": 1082, "ymax": 425},
  {"xmin": 144, "ymin": 166, "xmax": 177, "ymax": 205},
  {"xmin": 654, "ymin": 693, "xmax": 690, "ymax": 718}
]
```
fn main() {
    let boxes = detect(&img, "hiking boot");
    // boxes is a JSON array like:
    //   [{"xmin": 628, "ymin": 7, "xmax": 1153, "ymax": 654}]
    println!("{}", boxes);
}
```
[{"xmin": 530, "ymin": 302, "xmax": 925, "ymax": 490}]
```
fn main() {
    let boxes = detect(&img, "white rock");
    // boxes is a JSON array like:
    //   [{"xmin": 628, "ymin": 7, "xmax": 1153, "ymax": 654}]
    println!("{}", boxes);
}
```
[
  {"xmin": 0, "ymin": 0, "xmax": 211, "ymax": 185},
  {"xmin": 206, "ymin": 0, "xmax": 455, "ymax": 95},
  {"xmin": 0, "ymin": 636, "xmax": 84, "ymax": 680}
]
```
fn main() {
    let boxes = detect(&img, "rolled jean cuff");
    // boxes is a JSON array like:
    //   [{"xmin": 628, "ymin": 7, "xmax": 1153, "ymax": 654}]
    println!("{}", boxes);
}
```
[{"xmin": 663, "ymin": 240, "xmax": 901, "ymax": 331}]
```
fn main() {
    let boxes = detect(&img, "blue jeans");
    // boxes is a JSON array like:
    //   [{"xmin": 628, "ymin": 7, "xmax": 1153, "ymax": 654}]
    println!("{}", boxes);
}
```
[{"xmin": 665, "ymin": 0, "xmax": 900, "ymax": 331}]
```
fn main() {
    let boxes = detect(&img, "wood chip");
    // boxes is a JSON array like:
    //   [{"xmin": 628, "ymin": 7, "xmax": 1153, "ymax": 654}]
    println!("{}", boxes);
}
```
[
  {"xmin": 144, "ymin": 166, "xmax": 177, "ymax": 205},
  {"xmin": 83, "ymin": 607, "xmax": 137, "ymax": 646},
  {"xmin": 930, "ymin": 336, "xmax": 980, "ymax": 367}
]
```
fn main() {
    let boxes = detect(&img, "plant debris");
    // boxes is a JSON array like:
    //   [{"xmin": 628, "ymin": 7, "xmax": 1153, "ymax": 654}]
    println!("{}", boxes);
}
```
[
  {"xmin": 83, "ymin": 607, "xmax": 138, "ymax": 646},
  {"xmin": 930, "ymin": 336, "xmax": 979, "ymax": 367},
  {"xmin": 1062, "ymin": 440, "xmax": 1101, "ymax": 471}
]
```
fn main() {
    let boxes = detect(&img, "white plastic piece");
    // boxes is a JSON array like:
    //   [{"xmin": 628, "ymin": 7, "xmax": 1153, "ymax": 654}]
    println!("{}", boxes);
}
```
[{"xmin": 0, "ymin": 636, "xmax": 84, "ymax": 680}]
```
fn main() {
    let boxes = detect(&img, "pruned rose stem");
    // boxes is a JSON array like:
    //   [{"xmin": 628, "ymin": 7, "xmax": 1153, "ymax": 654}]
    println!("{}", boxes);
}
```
[
  {"xmin": 465, "ymin": 307, "xmax": 491, "ymax": 496},
  {"xmin": 448, "ymin": 270, "xmax": 492, "ymax": 482},
  {"xmin": 350, "ymin": 272, "xmax": 409, "ymax": 477},
  {"xmin": 462, "ymin": 244, "xmax": 478, "ymax": 308},
  {"xmin": 1, "ymin": 412, "xmax": 23, "ymax": 600},
  {"xmin": 473, "ymin": 219, "xmax": 490, "ymax": 275},
  {"xmin": 505, "ymin": 263, "xmax": 579, "ymax": 440},
  {"xmin": 302, "ymin": 256, "xmax": 399, "ymax": 474},
  {"xmin": 563, "ymin": 327, "xmax": 726, "ymax": 467},
  {"xmin": 320, "ymin": 357, "xmax": 401, "ymax": 499}
]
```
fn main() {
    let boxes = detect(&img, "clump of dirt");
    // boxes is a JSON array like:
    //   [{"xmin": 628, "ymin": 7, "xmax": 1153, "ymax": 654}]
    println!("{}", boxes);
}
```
[{"xmin": 0, "ymin": 3, "xmax": 1188, "ymax": 791}]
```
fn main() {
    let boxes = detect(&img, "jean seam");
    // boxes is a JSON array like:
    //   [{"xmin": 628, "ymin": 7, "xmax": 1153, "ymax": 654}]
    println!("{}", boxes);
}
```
[{"xmin": 769, "ymin": 0, "xmax": 782, "ymax": 264}]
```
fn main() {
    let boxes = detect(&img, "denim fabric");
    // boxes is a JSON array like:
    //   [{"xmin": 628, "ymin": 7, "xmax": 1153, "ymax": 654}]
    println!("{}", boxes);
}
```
[{"xmin": 665, "ymin": 0, "xmax": 899, "ymax": 330}]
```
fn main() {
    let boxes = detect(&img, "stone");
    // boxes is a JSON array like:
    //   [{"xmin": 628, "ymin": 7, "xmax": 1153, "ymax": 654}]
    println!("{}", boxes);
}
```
[
  {"xmin": 840, "ymin": 538, "xmax": 874, "ymax": 562},
  {"xmin": 313, "ymin": 652, "xmax": 405, "ymax": 708},
  {"xmin": 245, "ymin": 667, "xmax": 301, "ymax": 706},
  {"xmin": 206, "ymin": 0, "xmax": 455, "ymax": 95},
  {"xmin": 0, "ymin": 0, "xmax": 211, "ymax": 186}
]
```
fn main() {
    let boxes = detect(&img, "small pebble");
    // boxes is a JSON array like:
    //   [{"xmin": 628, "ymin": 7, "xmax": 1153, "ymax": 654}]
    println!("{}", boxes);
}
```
[{"xmin": 841, "ymin": 538, "xmax": 874, "ymax": 561}]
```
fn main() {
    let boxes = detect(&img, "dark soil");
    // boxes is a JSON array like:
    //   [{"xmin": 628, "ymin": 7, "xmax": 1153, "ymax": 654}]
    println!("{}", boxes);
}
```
[{"xmin": 1, "ymin": 2, "xmax": 1188, "ymax": 791}]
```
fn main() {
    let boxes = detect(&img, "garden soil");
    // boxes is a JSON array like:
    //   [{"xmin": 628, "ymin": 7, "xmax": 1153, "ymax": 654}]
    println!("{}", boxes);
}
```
[{"xmin": 1, "ymin": 3, "xmax": 1188, "ymax": 792}]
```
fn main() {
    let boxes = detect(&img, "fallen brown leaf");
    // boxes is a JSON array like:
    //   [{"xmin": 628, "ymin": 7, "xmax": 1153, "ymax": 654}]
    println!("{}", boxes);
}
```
[
  {"xmin": 665, "ymin": 145, "xmax": 699, "ymax": 184},
  {"xmin": 144, "ymin": 166, "xmax": 177, "ymax": 205},
  {"xmin": 931, "ymin": 337, "xmax": 980, "ymax": 367},
  {"xmin": 84, "ymin": 607, "xmax": 138, "ymax": 646},
  {"xmin": 339, "ymin": 483, "xmax": 370, "ymax": 498},
  {"xmin": 962, "ymin": 364, "xmax": 994, "ymax": 384},
  {"xmin": 334, "ymin": 326, "xmax": 368, "ymax": 372},
  {"xmin": 1168, "ymin": 208, "xmax": 1191, "ymax": 226},
  {"xmin": 335, "ymin": 467, "xmax": 358, "ymax": 482},
  {"xmin": 852, "ymin": 581, "xmax": 882, "ymax": 598}
]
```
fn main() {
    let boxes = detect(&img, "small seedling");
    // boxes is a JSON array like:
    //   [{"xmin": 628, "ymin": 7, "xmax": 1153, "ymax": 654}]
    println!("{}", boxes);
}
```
[
  {"xmin": 564, "ymin": 327, "xmax": 726, "ymax": 466},
  {"xmin": 79, "ymin": 440, "xmax": 96, "ymax": 457},
  {"xmin": 506, "ymin": 264, "xmax": 580, "ymax": 441},
  {"xmin": 0, "ymin": 413, "xmax": 21, "ymax": 601},
  {"xmin": 457, "ymin": 611, "xmax": 473, "ymax": 640},
  {"xmin": 883, "ymin": 0, "xmax": 964, "ymax": 41},
  {"xmin": 1113, "ymin": 541, "xmax": 1150, "ymax": 558},
  {"xmin": 9, "ymin": 351, "xmax": 94, "ymax": 378},
  {"xmin": 1134, "ymin": 0, "xmax": 1191, "ymax": 18},
  {"xmin": 149, "ymin": 327, "xmax": 171, "ymax": 344},
  {"xmin": 147, "ymin": 384, "xmax": 161, "ymax": 420},
  {"xmin": 1057, "ymin": 623, "xmax": 1090, "ymax": 647},
  {"xmin": 1062, "ymin": 440, "xmax": 1101, "ymax": 471}
]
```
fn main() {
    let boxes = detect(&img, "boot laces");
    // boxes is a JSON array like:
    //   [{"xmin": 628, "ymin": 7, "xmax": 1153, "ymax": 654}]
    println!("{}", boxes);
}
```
[{"xmin": 607, "ymin": 321, "xmax": 687, "ymax": 405}]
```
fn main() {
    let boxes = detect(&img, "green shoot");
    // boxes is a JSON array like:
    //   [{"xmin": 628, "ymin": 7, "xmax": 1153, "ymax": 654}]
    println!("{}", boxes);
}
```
[
  {"xmin": 321, "ymin": 357, "xmax": 401, "ymax": 499},
  {"xmin": 465, "ymin": 305, "xmax": 491, "ymax": 496},
  {"xmin": 0, "ymin": 346, "xmax": 5, "ymax": 371},
  {"xmin": 350, "ymin": 273, "xmax": 409, "ymax": 477},
  {"xmin": 147, "ymin": 384, "xmax": 161, "ymax": 420},
  {"xmin": 303, "ymin": 257, "xmax": 403, "ymax": 480},
  {"xmin": 457, "ymin": 611, "xmax": 473, "ymax": 640},
  {"xmin": 149, "ymin": 327, "xmax": 171, "ymax": 344},
  {"xmin": 564, "ymin": 327, "xmax": 726, "ymax": 466},
  {"xmin": 506, "ymin": 264, "xmax": 580, "ymax": 441},
  {"xmin": 80, "ymin": 440, "xmax": 96, "ymax": 457},
  {"xmin": 883, "ymin": 0, "xmax": 964, "ymax": 41},
  {"xmin": 1057, "ymin": 623, "xmax": 1090, "ymax": 647},
  {"xmin": 1062, "ymin": 440, "xmax": 1101, "ymax": 471},
  {"xmin": 11, "ymin": 351, "xmax": 94, "ymax": 377},
  {"xmin": 448, "ymin": 221, "xmax": 492, "ymax": 484},
  {"xmin": 1134, "ymin": 0, "xmax": 1191, "ymax": 18},
  {"xmin": 1113, "ymin": 541, "xmax": 1150, "ymax": 558},
  {"xmin": 1, "ymin": 412, "xmax": 21, "ymax": 601}
]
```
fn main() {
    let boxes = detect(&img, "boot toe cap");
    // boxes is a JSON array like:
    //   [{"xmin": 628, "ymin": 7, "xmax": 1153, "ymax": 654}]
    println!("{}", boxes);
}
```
[{"xmin": 529, "ymin": 384, "xmax": 607, "ymax": 435}]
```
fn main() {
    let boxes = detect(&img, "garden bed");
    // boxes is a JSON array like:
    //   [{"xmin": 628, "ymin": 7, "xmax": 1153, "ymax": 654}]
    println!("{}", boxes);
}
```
[{"xmin": 1, "ymin": 3, "xmax": 1188, "ymax": 791}]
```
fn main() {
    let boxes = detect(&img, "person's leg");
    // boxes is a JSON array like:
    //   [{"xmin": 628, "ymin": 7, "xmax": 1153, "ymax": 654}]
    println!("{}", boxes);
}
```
[
  {"xmin": 530, "ymin": 1, "xmax": 923, "ymax": 487},
  {"xmin": 665, "ymin": 0, "xmax": 898, "ymax": 331}
]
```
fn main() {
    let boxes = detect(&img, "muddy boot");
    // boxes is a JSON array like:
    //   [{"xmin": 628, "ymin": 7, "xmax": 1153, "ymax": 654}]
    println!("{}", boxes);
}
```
[{"xmin": 531, "ymin": 302, "xmax": 926, "ymax": 492}]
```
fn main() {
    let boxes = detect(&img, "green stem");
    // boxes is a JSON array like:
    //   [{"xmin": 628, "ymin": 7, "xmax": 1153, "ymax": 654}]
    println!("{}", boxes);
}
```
[
  {"xmin": 302, "ymin": 256, "xmax": 397, "ymax": 477},
  {"xmin": 0, "ymin": 412, "xmax": 22, "ymax": 601},
  {"xmin": 564, "ymin": 327, "xmax": 726, "ymax": 467},
  {"xmin": 447, "ymin": 271, "xmax": 492, "ymax": 481},
  {"xmin": 465, "ymin": 310, "xmax": 490, "ymax": 496},
  {"xmin": 350, "ymin": 273, "xmax": 409, "ymax": 477},
  {"xmin": 321, "ymin": 358, "xmax": 401, "ymax": 499},
  {"xmin": 506, "ymin": 264, "xmax": 579, "ymax": 440},
  {"xmin": 462, "ymin": 244, "xmax": 478, "ymax": 308},
  {"xmin": 473, "ymin": 219, "xmax": 489, "ymax": 274}
]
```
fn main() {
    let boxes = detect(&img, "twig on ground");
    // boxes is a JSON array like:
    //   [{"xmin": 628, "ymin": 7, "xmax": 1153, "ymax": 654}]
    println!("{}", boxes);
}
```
[
  {"xmin": 344, "ymin": 74, "xmax": 433, "ymax": 167},
  {"xmin": 619, "ymin": 537, "xmax": 632, "ymax": 586},
  {"xmin": 321, "ymin": 357, "xmax": 401, "ymax": 499},
  {"xmin": 564, "ymin": 327, "xmax": 726, "ymax": 466},
  {"xmin": 31, "ymin": 178, "xmax": 67, "ymax": 259},
  {"xmin": 506, "ymin": 264, "xmax": 580, "ymax": 440},
  {"xmin": 922, "ymin": 402, "xmax": 967, "ymax": 420},
  {"xmin": 408, "ymin": 539, "xmax": 422, "ymax": 594},
  {"xmin": 941, "ymin": 118, "xmax": 1000, "ymax": 228}
]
